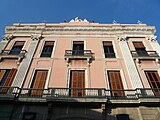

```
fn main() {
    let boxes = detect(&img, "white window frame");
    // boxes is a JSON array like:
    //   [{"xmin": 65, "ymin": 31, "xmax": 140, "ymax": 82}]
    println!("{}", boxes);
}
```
[
  {"xmin": 39, "ymin": 40, "xmax": 56, "ymax": 58},
  {"xmin": 105, "ymin": 69, "xmax": 128, "ymax": 96},
  {"xmin": 9, "ymin": 40, "xmax": 27, "ymax": 51},
  {"xmin": 131, "ymin": 40, "xmax": 148, "ymax": 51},
  {"xmin": 101, "ymin": 40, "xmax": 118, "ymax": 59},
  {"xmin": 142, "ymin": 68, "xmax": 160, "ymax": 88},
  {"xmin": 71, "ymin": 40, "xmax": 86, "ymax": 51},
  {"xmin": 66, "ymin": 68, "xmax": 88, "ymax": 89},
  {"xmin": 28, "ymin": 67, "xmax": 51, "ymax": 89}
]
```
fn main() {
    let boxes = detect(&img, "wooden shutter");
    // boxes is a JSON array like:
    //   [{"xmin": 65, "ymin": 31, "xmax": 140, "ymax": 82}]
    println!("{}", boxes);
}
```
[
  {"xmin": 0, "ymin": 70, "xmax": 6, "ymax": 83},
  {"xmin": 3, "ymin": 69, "xmax": 17, "ymax": 86},
  {"xmin": 133, "ymin": 42, "xmax": 145, "ymax": 48},
  {"xmin": 31, "ymin": 70, "xmax": 48, "ymax": 96},
  {"xmin": 70, "ymin": 70, "xmax": 85, "ymax": 97},
  {"xmin": 1, "ymin": 69, "xmax": 17, "ymax": 93},
  {"xmin": 14, "ymin": 41, "xmax": 25, "ymax": 46},
  {"xmin": 45, "ymin": 41, "xmax": 54, "ymax": 46},
  {"xmin": 108, "ymin": 71, "xmax": 125, "ymax": 97},
  {"xmin": 103, "ymin": 41, "xmax": 112, "ymax": 46},
  {"xmin": 73, "ymin": 41, "xmax": 84, "ymax": 45},
  {"xmin": 145, "ymin": 71, "xmax": 160, "ymax": 96}
]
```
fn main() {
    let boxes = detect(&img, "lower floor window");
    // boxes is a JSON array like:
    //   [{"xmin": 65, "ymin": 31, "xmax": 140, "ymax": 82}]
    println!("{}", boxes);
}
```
[
  {"xmin": 22, "ymin": 112, "xmax": 36, "ymax": 120},
  {"xmin": 116, "ymin": 114, "xmax": 130, "ymax": 120}
]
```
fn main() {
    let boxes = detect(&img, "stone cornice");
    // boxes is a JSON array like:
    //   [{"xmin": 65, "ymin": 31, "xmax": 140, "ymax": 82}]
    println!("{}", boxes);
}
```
[
  {"xmin": 5, "ymin": 25, "xmax": 155, "ymax": 34},
  {"xmin": 2, "ymin": 34, "xmax": 14, "ymax": 41}
]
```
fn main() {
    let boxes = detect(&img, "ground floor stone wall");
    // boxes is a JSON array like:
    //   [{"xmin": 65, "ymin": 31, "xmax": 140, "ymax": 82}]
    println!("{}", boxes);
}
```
[{"xmin": 0, "ymin": 101, "xmax": 160, "ymax": 120}]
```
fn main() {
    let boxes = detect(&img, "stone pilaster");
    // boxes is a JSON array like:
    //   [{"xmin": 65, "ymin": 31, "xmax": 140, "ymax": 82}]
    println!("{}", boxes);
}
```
[
  {"xmin": 12, "ymin": 34, "xmax": 42, "ymax": 88},
  {"xmin": 118, "ymin": 36, "xmax": 143, "ymax": 88}
]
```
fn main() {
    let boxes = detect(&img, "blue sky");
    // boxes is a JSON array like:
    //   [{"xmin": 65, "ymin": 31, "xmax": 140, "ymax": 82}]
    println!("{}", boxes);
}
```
[{"xmin": 0, "ymin": 0, "xmax": 160, "ymax": 42}]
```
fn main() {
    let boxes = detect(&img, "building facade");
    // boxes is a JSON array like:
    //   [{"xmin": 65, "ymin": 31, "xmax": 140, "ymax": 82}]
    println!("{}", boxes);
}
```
[{"xmin": 0, "ymin": 18, "xmax": 160, "ymax": 120}]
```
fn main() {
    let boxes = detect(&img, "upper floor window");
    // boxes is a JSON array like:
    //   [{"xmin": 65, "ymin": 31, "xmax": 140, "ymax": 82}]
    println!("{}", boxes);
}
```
[
  {"xmin": 103, "ymin": 41, "xmax": 116, "ymax": 58},
  {"xmin": 133, "ymin": 42, "xmax": 148, "ymax": 56},
  {"xmin": 40, "ymin": 41, "xmax": 54, "ymax": 57},
  {"xmin": 72, "ymin": 41, "xmax": 84, "ymax": 55},
  {"xmin": 30, "ymin": 70, "xmax": 48, "ymax": 96},
  {"xmin": 0, "ymin": 69, "xmax": 17, "ymax": 93},
  {"xmin": 145, "ymin": 71, "xmax": 160, "ymax": 96},
  {"xmin": 10, "ymin": 41, "xmax": 25, "ymax": 55},
  {"xmin": 108, "ymin": 71, "xmax": 124, "ymax": 97}
]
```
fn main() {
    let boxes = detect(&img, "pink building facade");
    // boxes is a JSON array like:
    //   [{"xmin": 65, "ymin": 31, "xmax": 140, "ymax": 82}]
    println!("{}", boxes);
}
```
[{"xmin": 0, "ymin": 18, "xmax": 160, "ymax": 120}]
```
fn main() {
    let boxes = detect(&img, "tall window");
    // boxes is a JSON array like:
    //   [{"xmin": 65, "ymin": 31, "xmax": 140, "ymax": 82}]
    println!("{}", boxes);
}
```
[
  {"xmin": 133, "ymin": 42, "xmax": 148, "ymax": 56},
  {"xmin": 108, "ymin": 71, "xmax": 124, "ymax": 97},
  {"xmin": 145, "ymin": 71, "xmax": 160, "ymax": 96},
  {"xmin": 40, "ymin": 41, "xmax": 54, "ymax": 57},
  {"xmin": 10, "ymin": 41, "xmax": 25, "ymax": 55},
  {"xmin": 103, "ymin": 41, "xmax": 116, "ymax": 58},
  {"xmin": 69, "ymin": 70, "xmax": 85, "ymax": 97},
  {"xmin": 0, "ymin": 69, "xmax": 17, "ymax": 93},
  {"xmin": 72, "ymin": 41, "xmax": 84, "ymax": 55},
  {"xmin": 30, "ymin": 70, "xmax": 48, "ymax": 96}
]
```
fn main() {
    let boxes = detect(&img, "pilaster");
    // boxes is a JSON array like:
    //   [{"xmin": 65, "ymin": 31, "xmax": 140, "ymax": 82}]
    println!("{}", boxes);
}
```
[
  {"xmin": 118, "ymin": 36, "xmax": 143, "ymax": 88},
  {"xmin": 12, "ymin": 34, "xmax": 42, "ymax": 88}
]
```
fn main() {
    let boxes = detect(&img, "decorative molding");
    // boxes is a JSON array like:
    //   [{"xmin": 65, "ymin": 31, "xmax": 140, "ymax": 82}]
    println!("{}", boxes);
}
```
[
  {"xmin": 6, "ymin": 26, "xmax": 155, "ymax": 34},
  {"xmin": 112, "ymin": 20, "xmax": 118, "ymax": 24},
  {"xmin": 31, "ymin": 34, "xmax": 42, "ymax": 41},
  {"xmin": 69, "ymin": 17, "xmax": 89, "ymax": 23},
  {"xmin": 117, "ymin": 36, "xmax": 127, "ymax": 41},
  {"xmin": 147, "ymin": 36, "xmax": 157, "ymax": 42},
  {"xmin": 137, "ymin": 20, "xmax": 142, "ymax": 24},
  {"xmin": 2, "ymin": 34, "xmax": 14, "ymax": 41}
]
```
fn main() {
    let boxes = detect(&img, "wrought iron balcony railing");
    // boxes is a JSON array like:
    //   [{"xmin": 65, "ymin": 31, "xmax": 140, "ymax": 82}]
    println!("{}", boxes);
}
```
[
  {"xmin": 1, "ymin": 87, "xmax": 160, "ymax": 100},
  {"xmin": 65, "ymin": 50, "xmax": 94, "ymax": 58},
  {"xmin": 131, "ymin": 51, "xmax": 160, "ymax": 59},
  {"xmin": 0, "ymin": 50, "xmax": 27, "ymax": 62}
]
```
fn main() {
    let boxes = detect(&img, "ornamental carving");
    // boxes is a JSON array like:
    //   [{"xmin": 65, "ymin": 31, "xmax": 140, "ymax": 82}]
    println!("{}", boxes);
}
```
[
  {"xmin": 31, "ymin": 34, "xmax": 42, "ymax": 41},
  {"xmin": 2, "ymin": 35, "xmax": 14, "ymax": 41}
]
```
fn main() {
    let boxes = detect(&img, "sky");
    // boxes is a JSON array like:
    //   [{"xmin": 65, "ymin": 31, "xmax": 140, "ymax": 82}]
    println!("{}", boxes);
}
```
[{"xmin": 0, "ymin": 0, "xmax": 160, "ymax": 42}]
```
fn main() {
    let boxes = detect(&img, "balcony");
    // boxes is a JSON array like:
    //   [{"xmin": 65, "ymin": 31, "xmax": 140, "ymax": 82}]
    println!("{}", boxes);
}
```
[
  {"xmin": 131, "ymin": 51, "xmax": 160, "ymax": 63},
  {"xmin": 1, "ymin": 87, "xmax": 160, "ymax": 103},
  {"xmin": 64, "ymin": 50, "xmax": 94, "ymax": 64},
  {"xmin": 0, "ymin": 50, "xmax": 27, "ymax": 62}
]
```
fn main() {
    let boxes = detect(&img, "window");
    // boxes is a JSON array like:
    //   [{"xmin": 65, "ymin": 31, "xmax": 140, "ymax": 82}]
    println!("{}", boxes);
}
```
[
  {"xmin": 72, "ymin": 41, "xmax": 84, "ymax": 55},
  {"xmin": 40, "ymin": 41, "xmax": 54, "ymax": 57},
  {"xmin": 0, "ymin": 69, "xmax": 17, "ymax": 93},
  {"xmin": 30, "ymin": 70, "xmax": 48, "ymax": 96},
  {"xmin": 103, "ymin": 41, "xmax": 116, "ymax": 58},
  {"xmin": 69, "ymin": 70, "xmax": 85, "ymax": 97},
  {"xmin": 116, "ymin": 114, "xmax": 130, "ymax": 120},
  {"xmin": 107, "ymin": 71, "xmax": 124, "ymax": 97},
  {"xmin": 145, "ymin": 71, "xmax": 160, "ymax": 96},
  {"xmin": 133, "ymin": 42, "xmax": 148, "ymax": 56},
  {"xmin": 22, "ymin": 112, "xmax": 36, "ymax": 120},
  {"xmin": 10, "ymin": 41, "xmax": 25, "ymax": 55}
]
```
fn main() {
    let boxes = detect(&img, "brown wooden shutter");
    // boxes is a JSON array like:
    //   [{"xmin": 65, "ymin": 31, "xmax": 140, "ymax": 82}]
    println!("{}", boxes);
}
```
[
  {"xmin": 0, "ymin": 70, "xmax": 6, "ymax": 83},
  {"xmin": 145, "ymin": 71, "xmax": 160, "ymax": 96},
  {"xmin": 133, "ymin": 42, "xmax": 145, "ymax": 48},
  {"xmin": 3, "ymin": 69, "xmax": 17, "ymax": 86},
  {"xmin": 103, "ymin": 41, "xmax": 112, "ymax": 46},
  {"xmin": 73, "ymin": 41, "xmax": 84, "ymax": 45},
  {"xmin": 108, "ymin": 71, "xmax": 125, "ymax": 97},
  {"xmin": 31, "ymin": 70, "xmax": 48, "ymax": 96},
  {"xmin": 45, "ymin": 41, "xmax": 54, "ymax": 46},
  {"xmin": 14, "ymin": 41, "xmax": 25, "ymax": 46},
  {"xmin": 1, "ymin": 69, "xmax": 17, "ymax": 93},
  {"xmin": 70, "ymin": 70, "xmax": 85, "ymax": 97}
]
